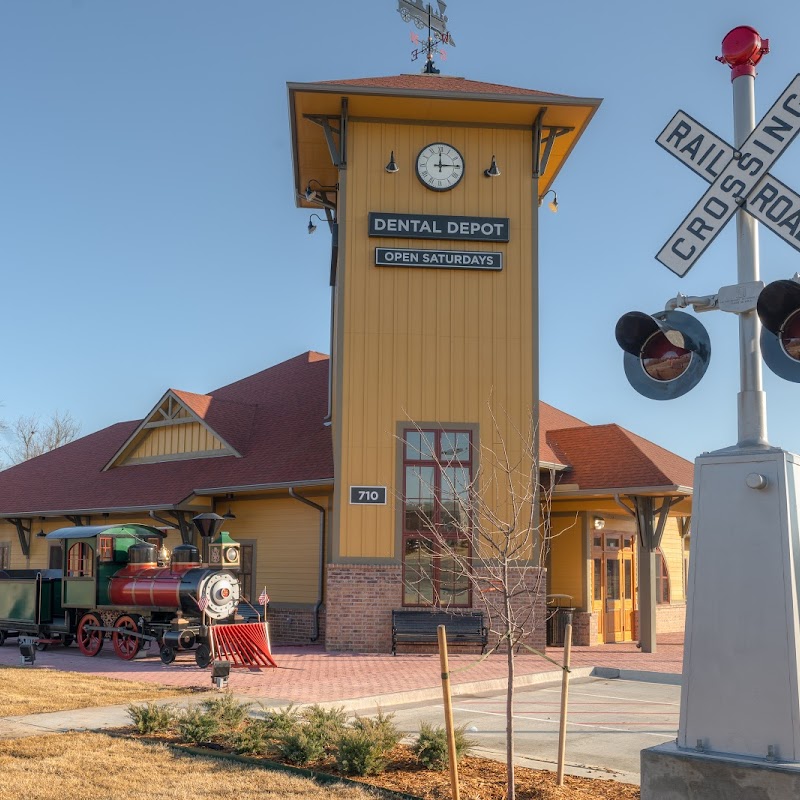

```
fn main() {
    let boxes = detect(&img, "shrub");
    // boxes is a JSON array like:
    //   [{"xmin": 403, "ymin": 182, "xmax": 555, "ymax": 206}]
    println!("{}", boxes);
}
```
[
  {"xmin": 127, "ymin": 702, "xmax": 176, "ymax": 734},
  {"xmin": 264, "ymin": 704, "xmax": 301, "ymax": 736},
  {"xmin": 412, "ymin": 721, "xmax": 477, "ymax": 770},
  {"xmin": 350, "ymin": 709, "xmax": 402, "ymax": 752},
  {"xmin": 227, "ymin": 718, "xmax": 274, "ymax": 755},
  {"xmin": 335, "ymin": 727, "xmax": 390, "ymax": 776},
  {"xmin": 301, "ymin": 705, "xmax": 348, "ymax": 752},
  {"xmin": 176, "ymin": 706, "xmax": 220, "ymax": 744},
  {"xmin": 276, "ymin": 727, "xmax": 326, "ymax": 765},
  {"xmin": 201, "ymin": 693, "xmax": 251, "ymax": 729}
]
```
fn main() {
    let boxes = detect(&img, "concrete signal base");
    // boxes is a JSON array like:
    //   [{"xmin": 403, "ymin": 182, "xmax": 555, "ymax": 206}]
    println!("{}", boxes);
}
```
[{"xmin": 641, "ymin": 741, "xmax": 800, "ymax": 799}]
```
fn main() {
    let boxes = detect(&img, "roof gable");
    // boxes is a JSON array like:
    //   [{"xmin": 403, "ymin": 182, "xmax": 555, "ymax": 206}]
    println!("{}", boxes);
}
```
[{"xmin": 103, "ymin": 389, "xmax": 245, "ymax": 470}]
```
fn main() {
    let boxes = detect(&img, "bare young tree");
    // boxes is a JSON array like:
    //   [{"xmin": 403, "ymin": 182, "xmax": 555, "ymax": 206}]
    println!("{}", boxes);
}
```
[
  {"xmin": 401, "ymin": 402, "xmax": 568, "ymax": 800},
  {"xmin": 2, "ymin": 411, "xmax": 80, "ymax": 466}
]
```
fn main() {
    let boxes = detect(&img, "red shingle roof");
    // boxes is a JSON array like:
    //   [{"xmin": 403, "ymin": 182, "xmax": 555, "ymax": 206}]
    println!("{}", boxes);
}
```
[
  {"xmin": 317, "ymin": 74, "xmax": 570, "ymax": 99},
  {"xmin": 0, "ymin": 353, "xmax": 692, "ymax": 515},
  {"xmin": 546, "ymin": 424, "xmax": 694, "ymax": 492},
  {"xmin": 0, "ymin": 352, "xmax": 333, "ymax": 515}
]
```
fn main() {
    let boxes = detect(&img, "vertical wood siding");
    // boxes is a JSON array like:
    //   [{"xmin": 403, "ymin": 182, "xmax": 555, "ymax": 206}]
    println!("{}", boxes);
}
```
[{"xmin": 335, "ymin": 121, "xmax": 534, "ymax": 559}]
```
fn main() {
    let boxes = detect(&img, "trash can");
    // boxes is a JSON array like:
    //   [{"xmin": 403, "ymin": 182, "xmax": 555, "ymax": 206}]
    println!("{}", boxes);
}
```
[{"xmin": 545, "ymin": 595, "xmax": 575, "ymax": 647}]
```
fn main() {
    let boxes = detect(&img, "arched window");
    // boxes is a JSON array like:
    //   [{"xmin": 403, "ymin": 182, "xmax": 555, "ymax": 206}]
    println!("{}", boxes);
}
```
[
  {"xmin": 656, "ymin": 548, "xmax": 670, "ymax": 604},
  {"xmin": 67, "ymin": 542, "xmax": 94, "ymax": 578}
]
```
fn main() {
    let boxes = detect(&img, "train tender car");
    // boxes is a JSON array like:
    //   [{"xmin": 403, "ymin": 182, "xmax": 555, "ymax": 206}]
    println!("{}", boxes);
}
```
[
  {"xmin": 0, "ymin": 524, "xmax": 242, "ymax": 666},
  {"xmin": 0, "ymin": 569, "xmax": 71, "ymax": 647}
]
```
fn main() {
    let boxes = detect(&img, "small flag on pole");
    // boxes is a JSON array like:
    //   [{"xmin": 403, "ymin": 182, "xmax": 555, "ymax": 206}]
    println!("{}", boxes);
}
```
[
  {"xmin": 198, "ymin": 596, "xmax": 208, "ymax": 612},
  {"xmin": 258, "ymin": 588, "xmax": 269, "ymax": 606}
]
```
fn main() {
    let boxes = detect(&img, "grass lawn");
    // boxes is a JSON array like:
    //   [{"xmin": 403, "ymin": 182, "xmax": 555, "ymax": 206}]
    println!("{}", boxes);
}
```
[
  {"xmin": 0, "ymin": 733, "xmax": 376, "ymax": 800},
  {"xmin": 0, "ymin": 666, "xmax": 201, "ymax": 716}
]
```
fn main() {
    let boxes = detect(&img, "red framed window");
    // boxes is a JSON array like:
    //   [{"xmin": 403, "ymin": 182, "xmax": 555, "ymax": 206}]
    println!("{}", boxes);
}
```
[
  {"xmin": 98, "ymin": 536, "xmax": 114, "ymax": 562},
  {"xmin": 401, "ymin": 428, "xmax": 473, "ymax": 607},
  {"xmin": 67, "ymin": 542, "xmax": 94, "ymax": 578}
]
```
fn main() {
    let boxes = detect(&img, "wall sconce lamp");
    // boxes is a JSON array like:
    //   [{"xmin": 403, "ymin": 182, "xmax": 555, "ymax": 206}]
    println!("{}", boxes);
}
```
[
  {"xmin": 484, "ymin": 155, "xmax": 501, "ymax": 178},
  {"xmin": 593, "ymin": 515, "xmax": 605, "ymax": 530},
  {"xmin": 385, "ymin": 150, "xmax": 399, "ymax": 173},
  {"xmin": 539, "ymin": 189, "xmax": 559, "ymax": 213},
  {"xmin": 303, "ymin": 179, "xmax": 337, "ymax": 203},
  {"xmin": 222, "ymin": 494, "xmax": 236, "ymax": 521},
  {"xmin": 307, "ymin": 214, "xmax": 326, "ymax": 235}
]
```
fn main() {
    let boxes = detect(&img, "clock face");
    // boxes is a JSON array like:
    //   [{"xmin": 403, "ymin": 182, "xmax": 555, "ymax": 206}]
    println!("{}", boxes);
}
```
[{"xmin": 416, "ymin": 143, "xmax": 464, "ymax": 191}]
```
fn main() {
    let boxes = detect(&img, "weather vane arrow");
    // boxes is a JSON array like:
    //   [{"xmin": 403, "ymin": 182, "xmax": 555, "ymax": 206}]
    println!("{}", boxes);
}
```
[{"xmin": 396, "ymin": 0, "xmax": 455, "ymax": 74}]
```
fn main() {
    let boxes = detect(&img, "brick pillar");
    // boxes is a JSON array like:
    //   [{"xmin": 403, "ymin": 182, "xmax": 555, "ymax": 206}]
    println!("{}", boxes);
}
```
[{"xmin": 325, "ymin": 564, "xmax": 403, "ymax": 652}]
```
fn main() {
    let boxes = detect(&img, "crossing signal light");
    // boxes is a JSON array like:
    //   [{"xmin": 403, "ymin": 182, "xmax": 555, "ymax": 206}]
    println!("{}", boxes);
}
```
[
  {"xmin": 757, "ymin": 279, "xmax": 800, "ymax": 382},
  {"xmin": 615, "ymin": 310, "xmax": 711, "ymax": 400}
]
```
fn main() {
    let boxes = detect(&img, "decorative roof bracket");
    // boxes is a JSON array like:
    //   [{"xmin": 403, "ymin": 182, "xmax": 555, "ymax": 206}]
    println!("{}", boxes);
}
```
[{"xmin": 8, "ymin": 518, "xmax": 31, "ymax": 558}]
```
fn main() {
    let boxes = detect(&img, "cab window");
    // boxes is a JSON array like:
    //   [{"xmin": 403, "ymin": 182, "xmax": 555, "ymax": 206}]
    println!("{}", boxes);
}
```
[{"xmin": 67, "ymin": 542, "xmax": 94, "ymax": 577}]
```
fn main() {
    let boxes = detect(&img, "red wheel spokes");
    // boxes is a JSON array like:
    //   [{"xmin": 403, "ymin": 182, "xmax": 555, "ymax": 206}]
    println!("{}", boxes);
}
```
[
  {"xmin": 112, "ymin": 615, "xmax": 141, "ymax": 660},
  {"xmin": 77, "ymin": 613, "xmax": 104, "ymax": 657}
]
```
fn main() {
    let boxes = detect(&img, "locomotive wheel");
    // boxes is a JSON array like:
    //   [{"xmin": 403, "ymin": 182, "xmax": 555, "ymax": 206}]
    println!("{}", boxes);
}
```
[
  {"xmin": 159, "ymin": 645, "xmax": 176, "ymax": 665},
  {"xmin": 194, "ymin": 643, "xmax": 211, "ymax": 669},
  {"xmin": 36, "ymin": 642, "xmax": 49, "ymax": 651},
  {"xmin": 62, "ymin": 635, "xmax": 74, "ymax": 647},
  {"xmin": 112, "ymin": 615, "xmax": 141, "ymax": 661},
  {"xmin": 77, "ymin": 612, "xmax": 104, "ymax": 657}
]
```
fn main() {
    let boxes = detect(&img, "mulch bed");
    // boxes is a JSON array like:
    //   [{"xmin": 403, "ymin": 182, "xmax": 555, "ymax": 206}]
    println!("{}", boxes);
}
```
[{"xmin": 120, "ymin": 729, "xmax": 639, "ymax": 800}]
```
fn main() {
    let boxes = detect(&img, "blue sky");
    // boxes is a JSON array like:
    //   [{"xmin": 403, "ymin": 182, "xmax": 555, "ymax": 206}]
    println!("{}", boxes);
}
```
[{"xmin": 3, "ymin": 1, "xmax": 800, "ymax": 462}]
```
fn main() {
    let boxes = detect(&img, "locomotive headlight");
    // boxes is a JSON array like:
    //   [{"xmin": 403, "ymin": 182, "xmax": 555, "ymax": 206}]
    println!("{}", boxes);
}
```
[{"xmin": 198, "ymin": 572, "xmax": 241, "ymax": 620}]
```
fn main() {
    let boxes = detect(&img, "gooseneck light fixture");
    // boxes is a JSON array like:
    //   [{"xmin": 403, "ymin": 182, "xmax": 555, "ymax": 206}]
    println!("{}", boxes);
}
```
[
  {"xmin": 484, "ymin": 154, "xmax": 501, "ymax": 178},
  {"xmin": 385, "ymin": 150, "xmax": 399, "ymax": 173},
  {"xmin": 307, "ymin": 214, "xmax": 325, "ymax": 235},
  {"xmin": 593, "ymin": 515, "xmax": 605, "ymax": 531},
  {"xmin": 539, "ymin": 189, "xmax": 559, "ymax": 213}
]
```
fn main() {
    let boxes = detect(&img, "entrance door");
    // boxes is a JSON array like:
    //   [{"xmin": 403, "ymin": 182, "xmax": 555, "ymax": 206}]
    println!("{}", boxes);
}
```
[
  {"xmin": 591, "ymin": 532, "xmax": 636, "ymax": 644},
  {"xmin": 239, "ymin": 542, "xmax": 255, "ymax": 603}
]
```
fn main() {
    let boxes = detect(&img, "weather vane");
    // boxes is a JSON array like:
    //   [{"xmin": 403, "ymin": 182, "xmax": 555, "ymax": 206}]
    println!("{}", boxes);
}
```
[{"xmin": 396, "ymin": 0, "xmax": 455, "ymax": 74}]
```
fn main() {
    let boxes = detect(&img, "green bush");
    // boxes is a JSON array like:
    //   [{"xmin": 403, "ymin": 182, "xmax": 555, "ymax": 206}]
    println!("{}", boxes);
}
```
[
  {"xmin": 263, "ymin": 704, "xmax": 301, "ymax": 736},
  {"xmin": 226, "ymin": 718, "xmax": 274, "ymax": 755},
  {"xmin": 335, "ymin": 727, "xmax": 390, "ymax": 776},
  {"xmin": 412, "ymin": 721, "xmax": 477, "ymax": 770},
  {"xmin": 201, "ymin": 692, "xmax": 251, "ymax": 729},
  {"xmin": 176, "ymin": 706, "xmax": 220, "ymax": 744},
  {"xmin": 350, "ymin": 709, "xmax": 402, "ymax": 752},
  {"xmin": 301, "ymin": 705, "xmax": 348, "ymax": 752},
  {"xmin": 127, "ymin": 702, "xmax": 176, "ymax": 734},
  {"xmin": 276, "ymin": 727, "xmax": 326, "ymax": 765}
]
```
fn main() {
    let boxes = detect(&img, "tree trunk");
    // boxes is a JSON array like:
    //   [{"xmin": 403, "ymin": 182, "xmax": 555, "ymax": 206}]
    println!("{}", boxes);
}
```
[{"xmin": 506, "ymin": 636, "xmax": 515, "ymax": 800}]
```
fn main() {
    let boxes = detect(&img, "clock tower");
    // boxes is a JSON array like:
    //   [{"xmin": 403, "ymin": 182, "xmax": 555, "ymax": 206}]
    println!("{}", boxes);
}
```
[{"xmin": 288, "ymin": 73, "xmax": 600, "ymax": 652}]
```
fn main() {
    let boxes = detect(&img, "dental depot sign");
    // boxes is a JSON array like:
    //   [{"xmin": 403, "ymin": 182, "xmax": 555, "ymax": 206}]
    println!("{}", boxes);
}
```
[{"xmin": 368, "ymin": 211, "xmax": 509, "ymax": 271}]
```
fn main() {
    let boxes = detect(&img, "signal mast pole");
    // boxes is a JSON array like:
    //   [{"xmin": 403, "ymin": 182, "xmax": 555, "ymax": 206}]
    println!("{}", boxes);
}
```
[{"xmin": 719, "ymin": 27, "xmax": 770, "ymax": 448}]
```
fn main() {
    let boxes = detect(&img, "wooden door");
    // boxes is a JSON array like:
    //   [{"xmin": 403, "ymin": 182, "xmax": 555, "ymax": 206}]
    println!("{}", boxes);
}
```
[{"xmin": 591, "ymin": 532, "xmax": 635, "ymax": 644}]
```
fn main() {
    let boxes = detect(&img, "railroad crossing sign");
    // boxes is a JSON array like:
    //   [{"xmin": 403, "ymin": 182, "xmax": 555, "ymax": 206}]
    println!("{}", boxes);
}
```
[{"xmin": 657, "ymin": 73, "xmax": 800, "ymax": 276}]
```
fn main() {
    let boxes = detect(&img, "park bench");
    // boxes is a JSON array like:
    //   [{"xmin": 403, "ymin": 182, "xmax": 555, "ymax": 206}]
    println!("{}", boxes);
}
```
[{"xmin": 391, "ymin": 609, "xmax": 487, "ymax": 655}]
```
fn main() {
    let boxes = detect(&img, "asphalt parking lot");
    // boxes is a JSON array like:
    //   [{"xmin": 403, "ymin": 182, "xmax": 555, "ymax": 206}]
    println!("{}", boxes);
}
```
[{"xmin": 388, "ymin": 676, "xmax": 681, "ymax": 785}]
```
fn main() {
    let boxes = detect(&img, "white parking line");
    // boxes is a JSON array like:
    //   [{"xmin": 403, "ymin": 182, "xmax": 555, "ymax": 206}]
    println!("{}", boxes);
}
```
[
  {"xmin": 451, "ymin": 705, "xmax": 676, "ymax": 739},
  {"xmin": 536, "ymin": 685, "xmax": 681, "ymax": 707}
]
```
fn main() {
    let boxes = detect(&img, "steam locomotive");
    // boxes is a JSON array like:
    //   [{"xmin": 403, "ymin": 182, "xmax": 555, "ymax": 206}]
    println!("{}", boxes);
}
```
[{"xmin": 0, "ymin": 523, "xmax": 246, "ymax": 667}]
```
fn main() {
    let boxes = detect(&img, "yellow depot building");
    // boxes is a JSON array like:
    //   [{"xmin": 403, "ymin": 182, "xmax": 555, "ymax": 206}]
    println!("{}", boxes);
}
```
[{"xmin": 0, "ymin": 72, "xmax": 692, "ymax": 653}]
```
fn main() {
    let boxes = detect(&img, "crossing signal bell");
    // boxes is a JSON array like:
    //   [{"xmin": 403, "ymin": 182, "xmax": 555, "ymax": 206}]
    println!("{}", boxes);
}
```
[
  {"xmin": 615, "ymin": 310, "xmax": 711, "ymax": 400},
  {"xmin": 757, "ymin": 279, "xmax": 800, "ymax": 382}
]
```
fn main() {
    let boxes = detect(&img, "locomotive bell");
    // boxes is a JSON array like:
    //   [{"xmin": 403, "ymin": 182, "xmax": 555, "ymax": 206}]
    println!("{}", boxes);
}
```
[{"xmin": 208, "ymin": 530, "xmax": 240, "ymax": 569}]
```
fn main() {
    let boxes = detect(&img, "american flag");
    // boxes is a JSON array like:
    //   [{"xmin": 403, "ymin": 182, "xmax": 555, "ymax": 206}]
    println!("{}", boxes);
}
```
[
  {"xmin": 197, "ymin": 596, "xmax": 208, "ymax": 612},
  {"xmin": 258, "ymin": 588, "xmax": 269, "ymax": 606}
]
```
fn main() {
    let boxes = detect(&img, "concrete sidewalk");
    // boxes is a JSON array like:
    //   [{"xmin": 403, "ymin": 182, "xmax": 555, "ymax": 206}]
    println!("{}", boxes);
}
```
[{"xmin": 0, "ymin": 633, "xmax": 684, "ymax": 741}]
